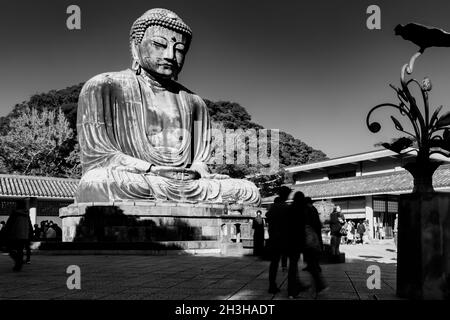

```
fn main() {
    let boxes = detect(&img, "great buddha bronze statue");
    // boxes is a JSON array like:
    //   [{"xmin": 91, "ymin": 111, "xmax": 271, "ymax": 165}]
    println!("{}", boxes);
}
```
[{"xmin": 75, "ymin": 8, "xmax": 260, "ymax": 205}]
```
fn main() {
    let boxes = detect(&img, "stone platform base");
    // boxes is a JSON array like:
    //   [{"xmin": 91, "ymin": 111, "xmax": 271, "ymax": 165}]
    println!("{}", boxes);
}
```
[
  {"xmin": 397, "ymin": 192, "xmax": 450, "ymax": 299},
  {"xmin": 59, "ymin": 201, "xmax": 263, "ymax": 256},
  {"xmin": 36, "ymin": 240, "xmax": 221, "ymax": 255}
]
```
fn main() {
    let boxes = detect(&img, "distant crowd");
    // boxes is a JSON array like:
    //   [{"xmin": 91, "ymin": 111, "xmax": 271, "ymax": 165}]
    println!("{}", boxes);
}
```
[
  {"xmin": 32, "ymin": 221, "xmax": 62, "ymax": 241},
  {"xmin": 339, "ymin": 219, "xmax": 371, "ymax": 245},
  {"xmin": 0, "ymin": 219, "xmax": 62, "ymax": 242}
]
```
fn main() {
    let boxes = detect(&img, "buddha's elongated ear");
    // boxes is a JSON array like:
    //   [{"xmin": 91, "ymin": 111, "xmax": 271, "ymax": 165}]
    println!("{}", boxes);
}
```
[
  {"xmin": 130, "ymin": 43, "xmax": 142, "ymax": 75},
  {"xmin": 131, "ymin": 42, "xmax": 140, "ymax": 62}
]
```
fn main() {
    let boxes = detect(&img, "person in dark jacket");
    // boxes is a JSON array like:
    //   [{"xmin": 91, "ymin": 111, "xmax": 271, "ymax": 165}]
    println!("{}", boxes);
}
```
[
  {"xmin": 252, "ymin": 210, "xmax": 265, "ymax": 256},
  {"xmin": 356, "ymin": 222, "xmax": 366, "ymax": 244},
  {"xmin": 266, "ymin": 186, "xmax": 291, "ymax": 294},
  {"xmin": 304, "ymin": 197, "xmax": 328, "ymax": 297},
  {"xmin": 286, "ymin": 192, "xmax": 310, "ymax": 298},
  {"xmin": 329, "ymin": 205, "xmax": 345, "ymax": 257},
  {"xmin": 3, "ymin": 199, "xmax": 33, "ymax": 271}
]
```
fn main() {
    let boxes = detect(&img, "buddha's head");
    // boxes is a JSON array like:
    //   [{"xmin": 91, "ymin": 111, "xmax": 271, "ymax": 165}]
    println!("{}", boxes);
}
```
[{"xmin": 130, "ymin": 8, "xmax": 192, "ymax": 81}]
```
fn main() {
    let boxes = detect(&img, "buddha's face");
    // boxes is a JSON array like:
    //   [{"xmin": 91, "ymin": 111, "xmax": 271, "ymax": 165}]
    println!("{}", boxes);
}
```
[{"xmin": 135, "ymin": 26, "xmax": 188, "ymax": 80}]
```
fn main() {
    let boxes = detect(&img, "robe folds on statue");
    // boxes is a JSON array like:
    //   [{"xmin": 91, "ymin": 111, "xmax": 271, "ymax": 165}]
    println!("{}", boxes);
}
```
[{"xmin": 76, "ymin": 69, "xmax": 260, "ymax": 205}]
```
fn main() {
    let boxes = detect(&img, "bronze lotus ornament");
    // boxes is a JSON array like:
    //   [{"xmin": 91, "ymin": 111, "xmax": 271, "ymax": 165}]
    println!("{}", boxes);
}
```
[{"xmin": 367, "ymin": 23, "xmax": 450, "ymax": 193}]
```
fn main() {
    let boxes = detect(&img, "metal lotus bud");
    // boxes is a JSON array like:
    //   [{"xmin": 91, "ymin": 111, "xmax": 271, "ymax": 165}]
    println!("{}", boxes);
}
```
[{"xmin": 421, "ymin": 77, "xmax": 432, "ymax": 91}]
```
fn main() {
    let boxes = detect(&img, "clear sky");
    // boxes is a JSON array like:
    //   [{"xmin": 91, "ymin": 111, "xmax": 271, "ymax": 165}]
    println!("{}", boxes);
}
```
[{"xmin": 2, "ymin": 0, "xmax": 450, "ymax": 158}]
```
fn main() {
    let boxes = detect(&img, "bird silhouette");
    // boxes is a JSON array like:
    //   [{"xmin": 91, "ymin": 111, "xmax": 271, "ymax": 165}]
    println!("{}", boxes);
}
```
[{"xmin": 395, "ymin": 23, "xmax": 450, "ymax": 53}]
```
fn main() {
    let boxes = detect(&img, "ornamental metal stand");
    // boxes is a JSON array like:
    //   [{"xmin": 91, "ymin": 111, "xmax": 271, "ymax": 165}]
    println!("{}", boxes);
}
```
[{"xmin": 366, "ymin": 23, "xmax": 450, "ymax": 299}]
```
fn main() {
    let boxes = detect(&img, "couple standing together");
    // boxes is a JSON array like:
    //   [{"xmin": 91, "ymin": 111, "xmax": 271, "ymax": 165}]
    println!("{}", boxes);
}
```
[{"xmin": 266, "ymin": 186, "xmax": 327, "ymax": 298}]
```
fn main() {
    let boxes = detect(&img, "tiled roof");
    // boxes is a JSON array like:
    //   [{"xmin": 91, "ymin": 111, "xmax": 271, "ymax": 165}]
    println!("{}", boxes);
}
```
[
  {"xmin": 0, "ymin": 174, "xmax": 79, "ymax": 199},
  {"xmin": 263, "ymin": 164, "xmax": 450, "ymax": 202},
  {"xmin": 286, "ymin": 148, "xmax": 450, "ymax": 173}
]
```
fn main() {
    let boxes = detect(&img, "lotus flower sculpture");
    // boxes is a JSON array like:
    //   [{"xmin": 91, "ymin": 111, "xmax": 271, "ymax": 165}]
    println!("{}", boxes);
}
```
[{"xmin": 367, "ymin": 23, "xmax": 450, "ymax": 193}]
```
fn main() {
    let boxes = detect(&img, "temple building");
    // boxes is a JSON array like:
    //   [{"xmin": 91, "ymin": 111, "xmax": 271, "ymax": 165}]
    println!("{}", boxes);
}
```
[
  {"xmin": 263, "ymin": 149, "xmax": 450, "ymax": 240},
  {"xmin": 0, "ymin": 174, "xmax": 78, "ymax": 226}
]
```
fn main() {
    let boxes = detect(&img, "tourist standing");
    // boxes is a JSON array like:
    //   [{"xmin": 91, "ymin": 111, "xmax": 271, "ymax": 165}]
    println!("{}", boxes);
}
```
[
  {"xmin": 252, "ymin": 210, "xmax": 265, "ymax": 256},
  {"xmin": 3, "ymin": 200, "xmax": 33, "ymax": 271},
  {"xmin": 376, "ymin": 222, "xmax": 383, "ymax": 240},
  {"xmin": 329, "ymin": 205, "xmax": 345, "ymax": 258},
  {"xmin": 39, "ymin": 221, "xmax": 48, "ymax": 240},
  {"xmin": 357, "ymin": 222, "xmax": 366, "ymax": 244},
  {"xmin": 341, "ymin": 221, "xmax": 348, "ymax": 244},
  {"xmin": 266, "ymin": 186, "xmax": 291, "ymax": 294},
  {"xmin": 45, "ymin": 224, "xmax": 57, "ymax": 240},
  {"xmin": 53, "ymin": 223, "xmax": 62, "ymax": 241},
  {"xmin": 346, "ymin": 221, "xmax": 354, "ymax": 244},
  {"xmin": 363, "ymin": 220, "xmax": 371, "ymax": 244},
  {"xmin": 380, "ymin": 225, "xmax": 386, "ymax": 240}
]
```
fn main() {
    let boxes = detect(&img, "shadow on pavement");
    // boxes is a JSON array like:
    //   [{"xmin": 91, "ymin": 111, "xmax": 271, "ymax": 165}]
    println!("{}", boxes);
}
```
[{"xmin": 0, "ymin": 251, "xmax": 398, "ymax": 300}]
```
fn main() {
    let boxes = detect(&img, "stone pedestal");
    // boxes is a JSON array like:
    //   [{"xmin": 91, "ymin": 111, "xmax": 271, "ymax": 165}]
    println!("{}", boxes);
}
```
[
  {"xmin": 59, "ymin": 201, "xmax": 260, "ymax": 255},
  {"xmin": 397, "ymin": 192, "xmax": 450, "ymax": 299}
]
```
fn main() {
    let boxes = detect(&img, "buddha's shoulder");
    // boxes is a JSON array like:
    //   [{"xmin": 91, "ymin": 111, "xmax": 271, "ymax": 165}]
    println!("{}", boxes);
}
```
[
  {"xmin": 82, "ymin": 69, "xmax": 137, "ymax": 90},
  {"xmin": 171, "ymin": 82, "xmax": 204, "ymax": 103}
]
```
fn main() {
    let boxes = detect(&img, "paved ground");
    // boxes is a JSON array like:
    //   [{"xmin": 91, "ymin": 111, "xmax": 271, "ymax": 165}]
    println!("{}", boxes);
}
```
[{"xmin": 0, "ymin": 241, "xmax": 399, "ymax": 300}]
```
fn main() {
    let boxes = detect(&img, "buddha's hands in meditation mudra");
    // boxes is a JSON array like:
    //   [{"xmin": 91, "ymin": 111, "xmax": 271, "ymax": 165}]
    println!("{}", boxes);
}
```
[{"xmin": 147, "ymin": 163, "xmax": 230, "ymax": 181}]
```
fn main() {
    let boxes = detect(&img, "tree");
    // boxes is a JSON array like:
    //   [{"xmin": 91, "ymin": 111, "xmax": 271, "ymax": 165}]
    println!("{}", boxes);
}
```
[
  {"xmin": 0, "ymin": 158, "xmax": 7, "ymax": 174},
  {"xmin": 205, "ymin": 99, "xmax": 327, "ymax": 167},
  {"xmin": 0, "ymin": 108, "xmax": 80, "ymax": 177},
  {"xmin": 206, "ymin": 100, "xmax": 327, "ymax": 196}
]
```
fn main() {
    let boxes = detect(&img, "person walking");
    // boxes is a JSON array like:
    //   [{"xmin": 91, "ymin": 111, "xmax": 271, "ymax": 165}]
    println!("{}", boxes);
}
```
[
  {"xmin": 266, "ymin": 186, "xmax": 291, "ymax": 294},
  {"xmin": 3, "ymin": 199, "xmax": 33, "ymax": 271},
  {"xmin": 286, "ymin": 192, "xmax": 310, "ymax": 298},
  {"xmin": 252, "ymin": 210, "xmax": 266, "ymax": 256},
  {"xmin": 304, "ymin": 197, "xmax": 328, "ymax": 298}
]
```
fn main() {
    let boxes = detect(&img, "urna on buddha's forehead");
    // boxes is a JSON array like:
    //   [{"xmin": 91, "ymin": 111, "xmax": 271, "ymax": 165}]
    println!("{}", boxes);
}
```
[{"xmin": 130, "ymin": 8, "xmax": 192, "ymax": 46}]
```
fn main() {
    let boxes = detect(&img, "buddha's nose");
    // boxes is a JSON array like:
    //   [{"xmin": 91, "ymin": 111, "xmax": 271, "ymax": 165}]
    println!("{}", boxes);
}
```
[{"xmin": 163, "ymin": 46, "xmax": 176, "ymax": 61}]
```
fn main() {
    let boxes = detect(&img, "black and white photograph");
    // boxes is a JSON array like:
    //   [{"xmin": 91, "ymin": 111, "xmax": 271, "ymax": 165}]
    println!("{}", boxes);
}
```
[{"xmin": 0, "ymin": 0, "xmax": 449, "ymax": 316}]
